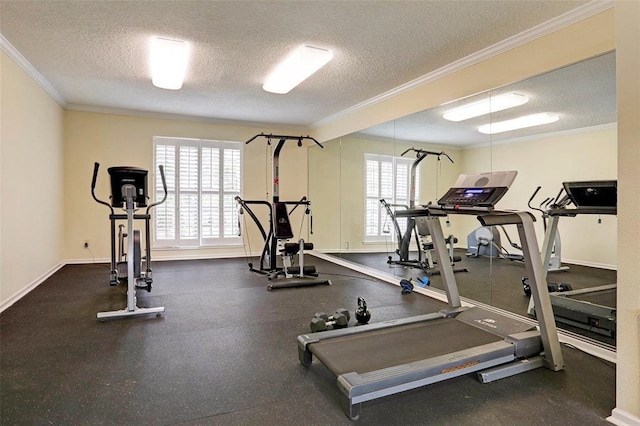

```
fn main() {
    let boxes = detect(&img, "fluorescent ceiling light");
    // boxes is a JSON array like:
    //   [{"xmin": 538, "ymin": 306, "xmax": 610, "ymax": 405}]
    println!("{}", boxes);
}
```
[
  {"xmin": 263, "ymin": 45, "xmax": 333, "ymax": 94},
  {"xmin": 150, "ymin": 37, "xmax": 189, "ymax": 90},
  {"xmin": 443, "ymin": 92, "xmax": 529, "ymax": 122},
  {"xmin": 478, "ymin": 113, "xmax": 560, "ymax": 134}
]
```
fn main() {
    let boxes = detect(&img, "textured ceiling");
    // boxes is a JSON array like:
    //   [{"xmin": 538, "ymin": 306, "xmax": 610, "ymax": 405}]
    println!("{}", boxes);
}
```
[
  {"xmin": 0, "ymin": 0, "xmax": 594, "ymax": 132},
  {"xmin": 358, "ymin": 51, "xmax": 617, "ymax": 146}
]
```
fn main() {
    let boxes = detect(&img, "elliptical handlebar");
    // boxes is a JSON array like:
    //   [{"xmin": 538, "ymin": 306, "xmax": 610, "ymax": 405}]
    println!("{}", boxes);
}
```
[
  {"xmin": 245, "ymin": 132, "xmax": 324, "ymax": 149},
  {"xmin": 146, "ymin": 165, "xmax": 168, "ymax": 214},
  {"xmin": 91, "ymin": 162, "xmax": 114, "ymax": 214}
]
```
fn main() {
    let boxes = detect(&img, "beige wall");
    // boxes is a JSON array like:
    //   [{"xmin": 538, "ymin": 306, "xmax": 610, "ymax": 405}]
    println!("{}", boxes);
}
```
[
  {"xmin": 63, "ymin": 110, "xmax": 307, "ymax": 263},
  {"xmin": 1, "ymin": 51, "xmax": 65, "ymax": 308},
  {"xmin": 462, "ymin": 126, "xmax": 618, "ymax": 269},
  {"xmin": 612, "ymin": 1, "xmax": 640, "ymax": 423}
]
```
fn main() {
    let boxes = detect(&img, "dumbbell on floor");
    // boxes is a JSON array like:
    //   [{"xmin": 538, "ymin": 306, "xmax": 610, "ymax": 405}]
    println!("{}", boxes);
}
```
[
  {"xmin": 310, "ymin": 309, "xmax": 350, "ymax": 332},
  {"xmin": 522, "ymin": 277, "xmax": 573, "ymax": 297},
  {"xmin": 314, "ymin": 308, "xmax": 350, "ymax": 323}
]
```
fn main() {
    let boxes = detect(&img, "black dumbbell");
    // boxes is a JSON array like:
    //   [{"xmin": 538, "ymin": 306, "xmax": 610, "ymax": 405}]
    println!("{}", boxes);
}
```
[
  {"xmin": 310, "ymin": 311, "xmax": 349, "ymax": 332},
  {"xmin": 355, "ymin": 297, "xmax": 371, "ymax": 325},
  {"xmin": 314, "ymin": 308, "xmax": 350, "ymax": 323},
  {"xmin": 523, "ymin": 277, "xmax": 573, "ymax": 296},
  {"xmin": 548, "ymin": 282, "xmax": 573, "ymax": 292}
]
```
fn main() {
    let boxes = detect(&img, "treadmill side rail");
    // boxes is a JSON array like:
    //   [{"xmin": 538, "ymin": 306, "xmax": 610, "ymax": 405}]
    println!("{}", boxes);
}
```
[{"xmin": 337, "ymin": 340, "xmax": 517, "ymax": 405}]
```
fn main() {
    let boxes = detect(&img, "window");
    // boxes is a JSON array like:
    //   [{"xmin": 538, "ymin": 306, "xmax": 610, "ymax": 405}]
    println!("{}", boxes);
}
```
[
  {"xmin": 364, "ymin": 153, "xmax": 418, "ymax": 242},
  {"xmin": 153, "ymin": 137, "xmax": 242, "ymax": 248}
]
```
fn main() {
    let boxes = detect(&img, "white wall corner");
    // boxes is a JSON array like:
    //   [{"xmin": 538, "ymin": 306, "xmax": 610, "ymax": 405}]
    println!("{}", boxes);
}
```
[
  {"xmin": 0, "ymin": 262, "xmax": 65, "ymax": 314},
  {"xmin": 0, "ymin": 32, "xmax": 66, "ymax": 106}
]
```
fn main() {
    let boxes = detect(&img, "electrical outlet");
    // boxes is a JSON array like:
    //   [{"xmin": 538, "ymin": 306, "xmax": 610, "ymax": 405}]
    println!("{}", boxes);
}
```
[
  {"xmin": 84, "ymin": 240, "xmax": 89, "ymax": 249},
  {"xmin": 345, "ymin": 241, "xmax": 349, "ymax": 250}
]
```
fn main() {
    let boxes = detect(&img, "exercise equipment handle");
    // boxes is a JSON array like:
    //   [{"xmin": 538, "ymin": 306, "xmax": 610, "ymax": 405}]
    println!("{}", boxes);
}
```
[
  {"xmin": 146, "ymin": 165, "xmax": 168, "ymax": 214},
  {"xmin": 244, "ymin": 133, "xmax": 324, "ymax": 149},
  {"xmin": 527, "ymin": 186, "xmax": 542, "ymax": 209},
  {"xmin": 91, "ymin": 162, "xmax": 114, "ymax": 214},
  {"xmin": 287, "ymin": 196, "xmax": 309, "ymax": 215},
  {"xmin": 400, "ymin": 147, "xmax": 454, "ymax": 163}
]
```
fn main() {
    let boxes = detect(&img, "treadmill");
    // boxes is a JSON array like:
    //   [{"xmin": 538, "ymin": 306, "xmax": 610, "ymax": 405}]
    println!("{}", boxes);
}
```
[
  {"xmin": 297, "ymin": 171, "xmax": 564, "ymax": 420},
  {"xmin": 533, "ymin": 180, "xmax": 617, "ymax": 337}
]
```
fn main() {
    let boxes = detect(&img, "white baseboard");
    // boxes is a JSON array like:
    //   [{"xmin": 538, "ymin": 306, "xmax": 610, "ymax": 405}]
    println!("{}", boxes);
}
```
[
  {"xmin": 151, "ymin": 252, "xmax": 251, "ymax": 261},
  {"xmin": 0, "ymin": 262, "xmax": 65, "ymax": 314},
  {"xmin": 65, "ymin": 252, "xmax": 255, "ymax": 265},
  {"xmin": 66, "ymin": 257, "xmax": 110, "ymax": 264},
  {"xmin": 608, "ymin": 408, "xmax": 640, "ymax": 426},
  {"xmin": 564, "ymin": 258, "xmax": 617, "ymax": 271}
]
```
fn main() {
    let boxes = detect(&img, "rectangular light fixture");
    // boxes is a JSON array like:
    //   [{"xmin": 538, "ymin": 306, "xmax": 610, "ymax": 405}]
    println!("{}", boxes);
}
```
[
  {"xmin": 478, "ymin": 112, "xmax": 560, "ymax": 134},
  {"xmin": 150, "ymin": 37, "xmax": 189, "ymax": 90},
  {"xmin": 263, "ymin": 45, "xmax": 333, "ymax": 94},
  {"xmin": 443, "ymin": 92, "xmax": 529, "ymax": 122}
]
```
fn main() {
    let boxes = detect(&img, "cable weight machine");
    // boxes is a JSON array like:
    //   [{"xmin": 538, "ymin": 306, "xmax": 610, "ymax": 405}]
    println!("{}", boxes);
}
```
[
  {"xmin": 235, "ymin": 133, "xmax": 331, "ymax": 290},
  {"xmin": 91, "ymin": 162, "xmax": 167, "ymax": 320}
]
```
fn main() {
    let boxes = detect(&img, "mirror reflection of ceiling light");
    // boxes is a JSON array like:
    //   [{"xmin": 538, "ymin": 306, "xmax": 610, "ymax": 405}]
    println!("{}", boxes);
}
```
[
  {"xmin": 150, "ymin": 37, "xmax": 190, "ymax": 90},
  {"xmin": 443, "ymin": 92, "xmax": 529, "ymax": 121},
  {"xmin": 263, "ymin": 45, "xmax": 333, "ymax": 94},
  {"xmin": 478, "ymin": 112, "xmax": 560, "ymax": 134}
]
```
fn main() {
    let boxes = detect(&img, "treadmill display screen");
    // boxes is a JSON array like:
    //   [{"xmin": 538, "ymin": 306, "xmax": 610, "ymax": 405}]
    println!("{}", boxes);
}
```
[
  {"xmin": 563, "ymin": 180, "xmax": 617, "ymax": 209},
  {"xmin": 438, "ymin": 187, "xmax": 508, "ymax": 207}
]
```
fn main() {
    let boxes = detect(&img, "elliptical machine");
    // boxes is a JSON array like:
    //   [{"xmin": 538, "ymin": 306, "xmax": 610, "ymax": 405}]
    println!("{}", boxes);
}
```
[
  {"xmin": 235, "ymin": 133, "xmax": 331, "ymax": 290},
  {"xmin": 91, "ymin": 162, "xmax": 167, "ymax": 320}
]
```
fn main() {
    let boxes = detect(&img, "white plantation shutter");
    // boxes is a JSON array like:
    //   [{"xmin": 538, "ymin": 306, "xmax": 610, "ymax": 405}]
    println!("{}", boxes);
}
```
[
  {"xmin": 223, "ymin": 149, "xmax": 241, "ymax": 238},
  {"xmin": 179, "ymin": 146, "xmax": 199, "ymax": 243},
  {"xmin": 202, "ymin": 147, "xmax": 220, "ymax": 240},
  {"xmin": 364, "ymin": 153, "xmax": 416, "ymax": 242},
  {"xmin": 153, "ymin": 137, "xmax": 242, "ymax": 247},
  {"xmin": 155, "ymin": 144, "xmax": 176, "ymax": 240}
]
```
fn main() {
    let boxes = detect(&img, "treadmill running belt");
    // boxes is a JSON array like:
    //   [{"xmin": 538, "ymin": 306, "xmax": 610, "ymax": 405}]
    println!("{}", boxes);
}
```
[
  {"xmin": 310, "ymin": 318, "xmax": 504, "ymax": 376},
  {"xmin": 566, "ymin": 288, "xmax": 617, "ymax": 308}
]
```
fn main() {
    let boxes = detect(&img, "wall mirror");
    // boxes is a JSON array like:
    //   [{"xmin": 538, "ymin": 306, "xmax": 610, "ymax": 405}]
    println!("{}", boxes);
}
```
[{"xmin": 308, "ymin": 51, "xmax": 617, "ymax": 346}]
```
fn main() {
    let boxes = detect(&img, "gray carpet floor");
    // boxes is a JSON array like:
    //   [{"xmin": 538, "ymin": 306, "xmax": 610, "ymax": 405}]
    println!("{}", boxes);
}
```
[{"xmin": 0, "ymin": 256, "xmax": 616, "ymax": 425}]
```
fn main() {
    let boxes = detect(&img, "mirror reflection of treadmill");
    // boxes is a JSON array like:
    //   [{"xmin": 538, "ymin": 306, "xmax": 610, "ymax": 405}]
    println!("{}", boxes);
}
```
[
  {"xmin": 536, "ymin": 180, "xmax": 617, "ymax": 338},
  {"xmin": 298, "ymin": 171, "xmax": 565, "ymax": 421}
]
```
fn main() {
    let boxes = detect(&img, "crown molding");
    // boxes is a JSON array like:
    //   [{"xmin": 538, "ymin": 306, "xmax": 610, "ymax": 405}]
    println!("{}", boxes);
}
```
[
  {"xmin": 65, "ymin": 103, "xmax": 306, "ymax": 131},
  {"xmin": 0, "ymin": 33, "xmax": 67, "ymax": 106},
  {"xmin": 311, "ymin": 0, "xmax": 615, "ymax": 129}
]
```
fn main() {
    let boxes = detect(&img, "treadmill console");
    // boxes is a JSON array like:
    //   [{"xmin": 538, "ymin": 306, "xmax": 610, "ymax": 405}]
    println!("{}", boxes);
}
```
[
  {"xmin": 563, "ymin": 180, "xmax": 617, "ymax": 209},
  {"xmin": 438, "ymin": 187, "xmax": 507, "ymax": 207},
  {"xmin": 437, "ymin": 170, "xmax": 517, "ymax": 209}
]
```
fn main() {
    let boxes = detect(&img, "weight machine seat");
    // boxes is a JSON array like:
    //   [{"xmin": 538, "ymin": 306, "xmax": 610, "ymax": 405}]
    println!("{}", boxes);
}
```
[{"xmin": 281, "ymin": 242, "xmax": 314, "ymax": 255}]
